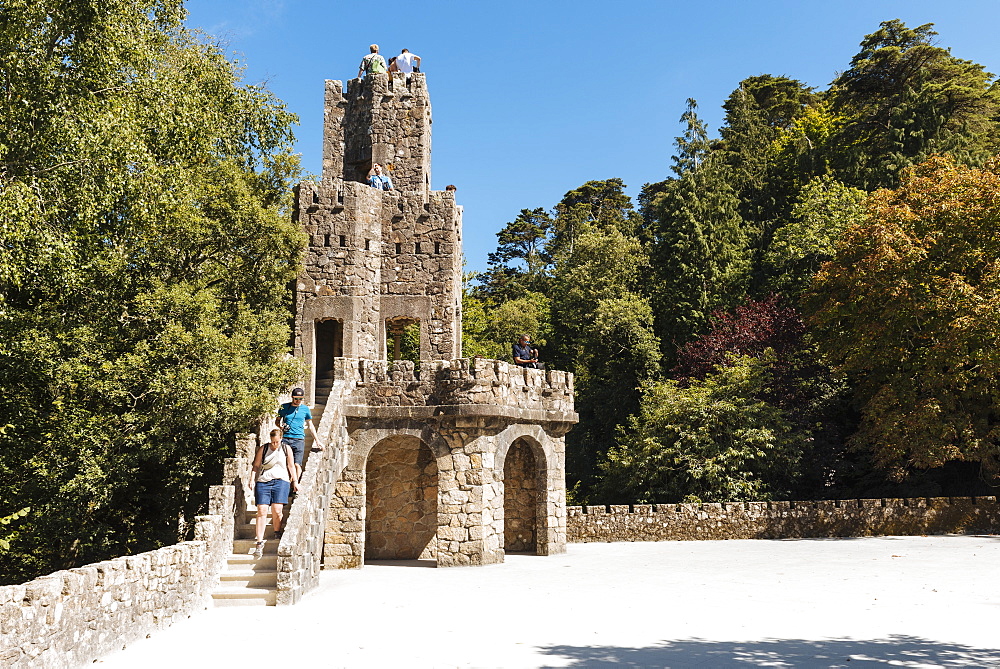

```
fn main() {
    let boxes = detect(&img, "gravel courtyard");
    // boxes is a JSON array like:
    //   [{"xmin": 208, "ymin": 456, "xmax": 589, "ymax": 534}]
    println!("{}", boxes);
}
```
[{"xmin": 97, "ymin": 535, "xmax": 1000, "ymax": 668}]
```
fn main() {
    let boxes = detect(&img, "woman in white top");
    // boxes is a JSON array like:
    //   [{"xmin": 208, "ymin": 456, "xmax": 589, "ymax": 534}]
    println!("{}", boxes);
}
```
[{"xmin": 249, "ymin": 429, "xmax": 298, "ymax": 558}]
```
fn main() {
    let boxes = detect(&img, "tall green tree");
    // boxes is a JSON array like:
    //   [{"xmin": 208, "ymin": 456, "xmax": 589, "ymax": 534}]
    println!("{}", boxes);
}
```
[
  {"xmin": 764, "ymin": 175, "xmax": 867, "ymax": 298},
  {"xmin": 474, "ymin": 208, "xmax": 553, "ymax": 302},
  {"xmin": 644, "ymin": 102, "xmax": 749, "ymax": 360},
  {"xmin": 0, "ymin": 0, "xmax": 302, "ymax": 583},
  {"xmin": 550, "ymin": 226, "xmax": 661, "ymax": 495},
  {"xmin": 829, "ymin": 19, "xmax": 1000, "ymax": 190}
]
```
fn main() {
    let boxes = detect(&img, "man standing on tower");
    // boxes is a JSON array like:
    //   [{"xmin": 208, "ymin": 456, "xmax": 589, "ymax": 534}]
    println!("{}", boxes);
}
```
[
  {"xmin": 358, "ymin": 44, "xmax": 387, "ymax": 78},
  {"xmin": 389, "ymin": 48, "xmax": 421, "ymax": 79}
]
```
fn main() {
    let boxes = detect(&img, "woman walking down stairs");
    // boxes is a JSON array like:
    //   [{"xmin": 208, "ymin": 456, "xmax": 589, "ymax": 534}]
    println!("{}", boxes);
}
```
[
  {"xmin": 211, "ymin": 502, "xmax": 284, "ymax": 606},
  {"xmin": 211, "ymin": 399, "xmax": 327, "ymax": 606}
]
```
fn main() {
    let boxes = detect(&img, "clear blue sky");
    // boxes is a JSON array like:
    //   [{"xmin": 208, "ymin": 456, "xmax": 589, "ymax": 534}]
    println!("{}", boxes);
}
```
[{"xmin": 183, "ymin": 0, "xmax": 1000, "ymax": 274}]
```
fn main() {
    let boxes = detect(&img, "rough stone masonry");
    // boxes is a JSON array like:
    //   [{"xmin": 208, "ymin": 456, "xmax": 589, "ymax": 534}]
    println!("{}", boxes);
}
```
[{"xmin": 291, "ymin": 71, "xmax": 578, "ymax": 569}]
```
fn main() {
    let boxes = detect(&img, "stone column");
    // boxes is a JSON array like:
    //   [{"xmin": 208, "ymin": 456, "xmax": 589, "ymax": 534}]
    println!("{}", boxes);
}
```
[
  {"xmin": 323, "ymin": 466, "xmax": 364, "ymax": 569},
  {"xmin": 539, "ymin": 429, "xmax": 568, "ymax": 555},
  {"xmin": 435, "ymin": 421, "xmax": 504, "ymax": 567}
]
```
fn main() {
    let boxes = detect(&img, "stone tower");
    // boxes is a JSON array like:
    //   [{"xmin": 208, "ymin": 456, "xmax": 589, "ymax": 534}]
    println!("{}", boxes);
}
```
[
  {"xmin": 293, "ymin": 73, "xmax": 461, "ymax": 390},
  {"xmin": 290, "ymin": 72, "xmax": 576, "ymax": 571}
]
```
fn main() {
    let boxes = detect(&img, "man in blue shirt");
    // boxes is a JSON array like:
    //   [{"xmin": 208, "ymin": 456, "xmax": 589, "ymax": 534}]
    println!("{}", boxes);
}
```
[
  {"xmin": 512, "ymin": 335, "xmax": 541, "ymax": 368},
  {"xmin": 275, "ymin": 387, "xmax": 325, "ymax": 480}
]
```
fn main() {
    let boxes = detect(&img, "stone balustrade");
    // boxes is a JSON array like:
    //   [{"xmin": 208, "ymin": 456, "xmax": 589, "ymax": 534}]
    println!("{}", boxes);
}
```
[
  {"xmin": 0, "ymin": 513, "xmax": 230, "ymax": 668},
  {"xmin": 274, "ymin": 381, "xmax": 353, "ymax": 604}
]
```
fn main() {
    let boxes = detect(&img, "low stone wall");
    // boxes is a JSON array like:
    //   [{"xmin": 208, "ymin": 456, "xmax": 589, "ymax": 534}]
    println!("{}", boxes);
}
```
[
  {"xmin": 0, "ymin": 514, "xmax": 228, "ymax": 668},
  {"xmin": 333, "ymin": 357, "xmax": 575, "ymax": 418},
  {"xmin": 276, "ymin": 382, "xmax": 351, "ymax": 604},
  {"xmin": 0, "ymin": 438, "xmax": 250, "ymax": 667},
  {"xmin": 567, "ymin": 497, "xmax": 1000, "ymax": 543}
]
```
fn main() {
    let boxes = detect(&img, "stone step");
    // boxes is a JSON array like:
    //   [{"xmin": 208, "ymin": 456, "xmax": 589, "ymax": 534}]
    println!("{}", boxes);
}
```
[
  {"xmin": 236, "ymin": 524, "xmax": 280, "ymax": 540},
  {"xmin": 225, "ymin": 553, "xmax": 278, "ymax": 570},
  {"xmin": 232, "ymin": 538, "xmax": 279, "ymax": 555},
  {"xmin": 211, "ymin": 587, "xmax": 276, "ymax": 607},
  {"xmin": 219, "ymin": 568, "xmax": 278, "ymax": 588}
]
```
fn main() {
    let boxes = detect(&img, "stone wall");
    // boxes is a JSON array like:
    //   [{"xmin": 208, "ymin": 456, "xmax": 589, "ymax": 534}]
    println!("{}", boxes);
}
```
[
  {"xmin": 567, "ymin": 496, "xmax": 1000, "ymax": 543},
  {"xmin": 365, "ymin": 435, "xmax": 438, "ymax": 560},
  {"xmin": 0, "ymin": 437, "xmax": 255, "ymax": 666},
  {"xmin": 0, "ymin": 514, "xmax": 228, "ymax": 668},
  {"xmin": 325, "ymin": 74, "xmax": 432, "ymax": 192},
  {"xmin": 293, "ymin": 177, "xmax": 463, "ymax": 385}
]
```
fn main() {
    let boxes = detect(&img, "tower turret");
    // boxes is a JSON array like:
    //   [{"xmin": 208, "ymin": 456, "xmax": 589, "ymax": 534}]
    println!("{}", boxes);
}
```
[{"xmin": 323, "ymin": 73, "xmax": 431, "ymax": 193}]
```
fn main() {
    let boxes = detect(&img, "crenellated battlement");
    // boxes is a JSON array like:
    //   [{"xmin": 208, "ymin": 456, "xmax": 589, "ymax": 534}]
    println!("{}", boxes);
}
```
[
  {"xmin": 330, "ymin": 357, "xmax": 577, "ymax": 423},
  {"xmin": 567, "ymin": 496, "xmax": 1000, "ymax": 542}
]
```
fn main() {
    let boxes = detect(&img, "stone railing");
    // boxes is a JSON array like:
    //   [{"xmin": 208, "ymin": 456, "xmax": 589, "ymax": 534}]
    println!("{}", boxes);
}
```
[
  {"xmin": 0, "ymin": 514, "xmax": 229, "ymax": 668},
  {"xmin": 274, "ymin": 381, "xmax": 353, "ymax": 605},
  {"xmin": 567, "ymin": 496, "xmax": 1000, "ymax": 543},
  {"xmin": 0, "ymin": 437, "xmax": 256, "ymax": 668},
  {"xmin": 334, "ymin": 357, "xmax": 576, "ymax": 419}
]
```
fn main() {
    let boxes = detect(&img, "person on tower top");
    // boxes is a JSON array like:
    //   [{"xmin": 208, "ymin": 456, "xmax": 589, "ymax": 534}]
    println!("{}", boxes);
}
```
[
  {"xmin": 358, "ymin": 44, "xmax": 387, "ymax": 78},
  {"xmin": 389, "ymin": 48, "xmax": 421, "ymax": 79}
]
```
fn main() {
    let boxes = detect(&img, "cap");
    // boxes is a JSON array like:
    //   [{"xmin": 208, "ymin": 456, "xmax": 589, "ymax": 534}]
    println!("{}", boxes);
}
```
[{"xmin": 291, "ymin": 387, "xmax": 305, "ymax": 398}]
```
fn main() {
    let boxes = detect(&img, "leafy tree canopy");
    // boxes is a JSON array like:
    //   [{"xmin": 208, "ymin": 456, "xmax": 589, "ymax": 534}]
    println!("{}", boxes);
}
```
[
  {"xmin": 0, "ymin": 0, "xmax": 303, "ymax": 583},
  {"xmin": 830, "ymin": 19, "xmax": 1000, "ymax": 189},
  {"xmin": 600, "ymin": 353, "xmax": 807, "ymax": 504},
  {"xmin": 806, "ymin": 156, "xmax": 1000, "ymax": 473}
]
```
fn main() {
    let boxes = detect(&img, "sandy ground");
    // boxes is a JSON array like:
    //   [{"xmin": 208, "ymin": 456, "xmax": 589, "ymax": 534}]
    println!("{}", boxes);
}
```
[{"xmin": 96, "ymin": 535, "xmax": 1000, "ymax": 668}]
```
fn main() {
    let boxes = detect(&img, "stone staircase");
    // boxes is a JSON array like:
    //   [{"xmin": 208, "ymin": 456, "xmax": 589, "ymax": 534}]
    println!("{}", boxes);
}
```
[
  {"xmin": 314, "ymin": 370, "xmax": 333, "ymax": 421},
  {"xmin": 211, "ymin": 505, "xmax": 283, "ymax": 606},
  {"xmin": 211, "ymin": 391, "xmax": 330, "ymax": 607}
]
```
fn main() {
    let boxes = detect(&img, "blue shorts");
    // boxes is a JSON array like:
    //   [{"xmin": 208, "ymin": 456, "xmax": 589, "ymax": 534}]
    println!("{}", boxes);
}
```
[
  {"xmin": 255, "ymin": 479, "xmax": 290, "ymax": 506},
  {"xmin": 282, "ymin": 437, "xmax": 305, "ymax": 466}
]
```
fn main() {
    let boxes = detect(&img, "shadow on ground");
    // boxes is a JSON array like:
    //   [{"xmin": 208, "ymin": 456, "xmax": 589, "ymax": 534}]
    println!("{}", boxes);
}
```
[
  {"xmin": 363, "ymin": 559, "xmax": 436, "ymax": 568},
  {"xmin": 539, "ymin": 634, "xmax": 1000, "ymax": 667}
]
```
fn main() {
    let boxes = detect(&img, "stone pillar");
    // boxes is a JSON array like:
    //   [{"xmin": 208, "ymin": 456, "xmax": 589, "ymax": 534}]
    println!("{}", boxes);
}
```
[
  {"xmin": 322, "ymin": 80, "xmax": 346, "ymax": 180},
  {"xmin": 539, "ymin": 430, "xmax": 568, "ymax": 555},
  {"xmin": 435, "ymin": 423, "xmax": 504, "ymax": 566},
  {"xmin": 323, "ymin": 466, "xmax": 364, "ymax": 569}
]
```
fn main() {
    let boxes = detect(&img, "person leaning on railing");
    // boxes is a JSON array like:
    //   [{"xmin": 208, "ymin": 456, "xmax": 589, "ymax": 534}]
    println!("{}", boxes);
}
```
[{"xmin": 512, "ymin": 334, "xmax": 542, "ymax": 369}]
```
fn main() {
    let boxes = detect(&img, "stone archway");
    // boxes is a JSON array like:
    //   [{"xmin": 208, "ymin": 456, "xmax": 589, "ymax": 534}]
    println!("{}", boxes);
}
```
[
  {"xmin": 365, "ymin": 435, "xmax": 438, "ymax": 560},
  {"xmin": 503, "ymin": 437, "xmax": 541, "ymax": 553}
]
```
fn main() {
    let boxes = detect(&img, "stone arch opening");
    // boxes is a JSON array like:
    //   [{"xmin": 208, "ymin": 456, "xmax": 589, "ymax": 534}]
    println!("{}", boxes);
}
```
[
  {"xmin": 503, "ymin": 437, "xmax": 543, "ymax": 553},
  {"xmin": 365, "ymin": 435, "xmax": 438, "ymax": 560}
]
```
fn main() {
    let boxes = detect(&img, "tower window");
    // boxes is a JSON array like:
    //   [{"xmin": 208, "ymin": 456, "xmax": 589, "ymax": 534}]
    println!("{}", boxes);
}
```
[
  {"xmin": 435, "ymin": 241, "xmax": 441, "ymax": 254},
  {"xmin": 340, "ymin": 235, "xmax": 347, "ymax": 247},
  {"xmin": 324, "ymin": 234, "xmax": 331, "ymax": 247},
  {"xmin": 415, "ymin": 242, "xmax": 421, "ymax": 254},
  {"xmin": 395, "ymin": 242, "xmax": 402, "ymax": 254}
]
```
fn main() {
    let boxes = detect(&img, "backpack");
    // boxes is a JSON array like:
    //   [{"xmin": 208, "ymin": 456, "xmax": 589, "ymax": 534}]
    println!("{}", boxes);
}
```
[{"xmin": 366, "ymin": 54, "xmax": 386, "ymax": 74}]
